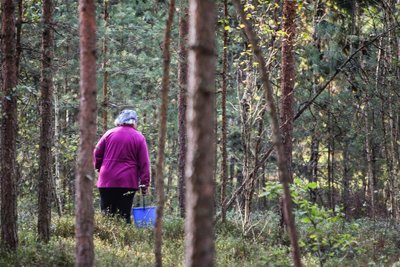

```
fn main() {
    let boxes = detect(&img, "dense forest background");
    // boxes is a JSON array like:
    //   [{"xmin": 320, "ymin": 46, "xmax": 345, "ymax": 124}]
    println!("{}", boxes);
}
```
[{"xmin": 1, "ymin": 0, "xmax": 400, "ymax": 266}]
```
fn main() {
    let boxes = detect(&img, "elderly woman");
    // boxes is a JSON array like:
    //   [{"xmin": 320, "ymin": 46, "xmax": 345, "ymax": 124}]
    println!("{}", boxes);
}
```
[{"xmin": 94, "ymin": 109, "xmax": 150, "ymax": 223}]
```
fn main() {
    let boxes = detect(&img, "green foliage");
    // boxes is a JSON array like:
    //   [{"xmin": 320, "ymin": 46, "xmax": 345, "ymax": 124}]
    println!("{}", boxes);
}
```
[{"xmin": 261, "ymin": 178, "xmax": 361, "ymax": 264}]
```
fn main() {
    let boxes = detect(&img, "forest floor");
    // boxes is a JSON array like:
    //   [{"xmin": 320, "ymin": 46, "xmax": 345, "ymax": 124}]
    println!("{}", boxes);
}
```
[{"xmin": 0, "ymin": 202, "xmax": 399, "ymax": 267}]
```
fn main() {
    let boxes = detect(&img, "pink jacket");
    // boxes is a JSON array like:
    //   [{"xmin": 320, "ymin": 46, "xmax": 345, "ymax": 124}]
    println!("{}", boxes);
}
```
[{"xmin": 94, "ymin": 125, "xmax": 150, "ymax": 189}]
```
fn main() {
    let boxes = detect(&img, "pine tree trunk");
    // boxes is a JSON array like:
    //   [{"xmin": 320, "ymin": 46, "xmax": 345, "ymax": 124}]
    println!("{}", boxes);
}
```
[
  {"xmin": 280, "ymin": 0, "xmax": 297, "ymax": 183},
  {"xmin": 75, "ymin": 0, "xmax": 96, "ymax": 265},
  {"xmin": 1, "ymin": 0, "xmax": 19, "ymax": 251},
  {"xmin": 184, "ymin": 0, "xmax": 216, "ymax": 265},
  {"xmin": 220, "ymin": 0, "xmax": 229, "ymax": 223},
  {"xmin": 38, "ymin": 0, "xmax": 54, "ymax": 243},
  {"xmin": 154, "ymin": 1, "xmax": 175, "ymax": 266},
  {"xmin": 178, "ymin": 8, "xmax": 188, "ymax": 219},
  {"xmin": 16, "ymin": 0, "xmax": 23, "ymax": 76},
  {"xmin": 102, "ymin": 0, "xmax": 109, "ymax": 132},
  {"xmin": 232, "ymin": 0, "xmax": 302, "ymax": 265}
]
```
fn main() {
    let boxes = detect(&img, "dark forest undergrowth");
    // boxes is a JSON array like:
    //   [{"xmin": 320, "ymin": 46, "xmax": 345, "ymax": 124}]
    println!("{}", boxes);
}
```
[{"xmin": 0, "ymin": 200, "xmax": 399, "ymax": 267}]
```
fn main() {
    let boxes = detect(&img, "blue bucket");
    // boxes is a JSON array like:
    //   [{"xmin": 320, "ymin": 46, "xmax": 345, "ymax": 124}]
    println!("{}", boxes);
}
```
[{"xmin": 132, "ymin": 206, "xmax": 157, "ymax": 228}]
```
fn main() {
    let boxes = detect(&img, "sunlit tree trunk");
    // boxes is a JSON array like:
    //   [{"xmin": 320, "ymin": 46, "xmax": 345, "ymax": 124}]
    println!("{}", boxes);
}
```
[
  {"xmin": 38, "ymin": 0, "xmax": 54, "ymax": 243},
  {"xmin": 154, "ymin": 1, "xmax": 175, "ymax": 266},
  {"xmin": 1, "ymin": 0, "xmax": 19, "ymax": 251},
  {"xmin": 184, "ymin": 0, "xmax": 216, "ymax": 265},
  {"xmin": 54, "ymin": 78, "xmax": 63, "ymax": 216},
  {"xmin": 75, "ymin": 0, "xmax": 96, "ymax": 265},
  {"xmin": 280, "ymin": 0, "xmax": 297, "ymax": 183},
  {"xmin": 178, "ymin": 7, "xmax": 188, "ymax": 219},
  {"xmin": 232, "ymin": 0, "xmax": 302, "ymax": 265}
]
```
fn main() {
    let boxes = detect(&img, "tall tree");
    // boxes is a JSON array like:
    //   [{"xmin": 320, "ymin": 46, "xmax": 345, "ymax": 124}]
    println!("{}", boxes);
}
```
[
  {"xmin": 307, "ymin": 0, "xmax": 323, "ymax": 203},
  {"xmin": 280, "ymin": 0, "xmax": 297, "ymax": 182},
  {"xmin": 220, "ymin": 0, "xmax": 229, "ymax": 223},
  {"xmin": 102, "ymin": 0, "xmax": 109, "ymax": 132},
  {"xmin": 75, "ymin": 0, "xmax": 96, "ymax": 266},
  {"xmin": 178, "ymin": 6, "xmax": 188, "ymax": 219},
  {"xmin": 232, "ymin": 0, "xmax": 302, "ymax": 266},
  {"xmin": 38, "ymin": 0, "xmax": 55, "ymax": 243},
  {"xmin": 16, "ymin": 0, "xmax": 23, "ymax": 76},
  {"xmin": 184, "ymin": 0, "xmax": 216, "ymax": 266},
  {"xmin": 154, "ymin": 0, "xmax": 175, "ymax": 266},
  {"xmin": 1, "ymin": 0, "xmax": 19, "ymax": 251}
]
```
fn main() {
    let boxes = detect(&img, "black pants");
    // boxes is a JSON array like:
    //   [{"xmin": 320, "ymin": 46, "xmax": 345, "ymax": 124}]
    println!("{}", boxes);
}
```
[{"xmin": 99, "ymin": 188, "xmax": 136, "ymax": 223}]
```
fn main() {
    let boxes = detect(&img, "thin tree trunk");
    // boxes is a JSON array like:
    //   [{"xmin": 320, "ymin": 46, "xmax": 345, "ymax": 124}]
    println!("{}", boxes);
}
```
[
  {"xmin": 232, "ymin": 1, "xmax": 302, "ymax": 266},
  {"xmin": 184, "ymin": 0, "xmax": 216, "ymax": 266},
  {"xmin": 154, "ymin": 1, "xmax": 175, "ymax": 266},
  {"xmin": 1, "ymin": 0, "xmax": 18, "ymax": 251},
  {"xmin": 241, "ymin": 66, "xmax": 252, "ymax": 225},
  {"xmin": 16, "ymin": 0, "xmax": 23, "ymax": 76},
  {"xmin": 75, "ymin": 0, "xmax": 96, "ymax": 265},
  {"xmin": 308, "ymin": 134, "xmax": 319, "ymax": 202},
  {"xmin": 178, "ymin": 7, "xmax": 188, "ymax": 219},
  {"xmin": 220, "ymin": 0, "xmax": 229, "ymax": 223},
  {"xmin": 342, "ymin": 140, "xmax": 350, "ymax": 218},
  {"xmin": 102, "ymin": 0, "xmax": 109, "ymax": 132},
  {"xmin": 365, "ymin": 105, "xmax": 376, "ymax": 218},
  {"xmin": 308, "ymin": 0, "xmax": 323, "ymax": 203},
  {"xmin": 38, "ymin": 0, "xmax": 54, "ymax": 243},
  {"xmin": 54, "ymin": 78, "xmax": 63, "ymax": 216},
  {"xmin": 280, "ymin": 0, "xmax": 297, "ymax": 183}
]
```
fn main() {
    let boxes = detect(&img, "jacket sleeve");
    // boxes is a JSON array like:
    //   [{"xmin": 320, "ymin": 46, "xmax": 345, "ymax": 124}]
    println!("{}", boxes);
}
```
[
  {"xmin": 93, "ymin": 135, "xmax": 106, "ymax": 171},
  {"xmin": 137, "ymin": 136, "xmax": 151, "ymax": 189}
]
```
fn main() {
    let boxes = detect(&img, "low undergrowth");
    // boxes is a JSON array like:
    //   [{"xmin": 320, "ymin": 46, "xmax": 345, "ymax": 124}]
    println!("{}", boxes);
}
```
[{"xmin": 0, "ymin": 208, "xmax": 399, "ymax": 266}]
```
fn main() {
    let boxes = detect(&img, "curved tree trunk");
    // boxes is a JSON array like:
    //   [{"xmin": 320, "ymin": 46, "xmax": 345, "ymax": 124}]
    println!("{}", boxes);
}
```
[
  {"xmin": 1, "ymin": 0, "xmax": 19, "ymax": 251},
  {"xmin": 184, "ymin": 0, "xmax": 217, "ymax": 266},
  {"xmin": 75, "ymin": 0, "xmax": 97, "ymax": 266},
  {"xmin": 154, "ymin": 1, "xmax": 175, "ymax": 266},
  {"xmin": 232, "ymin": 1, "xmax": 302, "ymax": 266},
  {"xmin": 38, "ymin": 0, "xmax": 55, "ymax": 243}
]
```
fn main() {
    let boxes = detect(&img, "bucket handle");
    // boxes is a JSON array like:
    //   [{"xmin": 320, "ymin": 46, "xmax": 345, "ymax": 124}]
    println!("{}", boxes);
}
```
[{"xmin": 139, "ymin": 185, "xmax": 146, "ymax": 208}]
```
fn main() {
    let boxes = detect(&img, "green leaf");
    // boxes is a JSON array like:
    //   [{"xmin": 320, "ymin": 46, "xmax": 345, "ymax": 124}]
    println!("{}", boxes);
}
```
[{"xmin": 307, "ymin": 182, "xmax": 317, "ymax": 189}]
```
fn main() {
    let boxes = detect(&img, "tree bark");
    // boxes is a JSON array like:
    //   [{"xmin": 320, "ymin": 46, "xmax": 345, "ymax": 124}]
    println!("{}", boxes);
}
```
[
  {"xmin": 75, "ymin": 0, "xmax": 96, "ymax": 266},
  {"xmin": 220, "ymin": 0, "xmax": 229, "ymax": 223},
  {"xmin": 16, "ymin": 0, "xmax": 23, "ymax": 76},
  {"xmin": 178, "ymin": 8, "xmax": 188, "ymax": 219},
  {"xmin": 1, "ymin": 0, "xmax": 19, "ymax": 251},
  {"xmin": 365, "ymin": 104, "xmax": 376, "ymax": 218},
  {"xmin": 102, "ymin": 0, "xmax": 109, "ymax": 132},
  {"xmin": 280, "ymin": 0, "xmax": 297, "ymax": 183},
  {"xmin": 232, "ymin": 1, "xmax": 302, "ymax": 266},
  {"xmin": 154, "ymin": 0, "xmax": 175, "ymax": 266},
  {"xmin": 38, "ymin": 0, "xmax": 54, "ymax": 243},
  {"xmin": 184, "ymin": 0, "xmax": 216, "ymax": 266},
  {"xmin": 54, "ymin": 76, "xmax": 63, "ymax": 216}
]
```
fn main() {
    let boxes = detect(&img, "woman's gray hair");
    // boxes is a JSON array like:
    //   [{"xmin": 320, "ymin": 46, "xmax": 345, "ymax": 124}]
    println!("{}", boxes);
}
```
[{"xmin": 114, "ymin": 109, "xmax": 138, "ymax": 126}]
